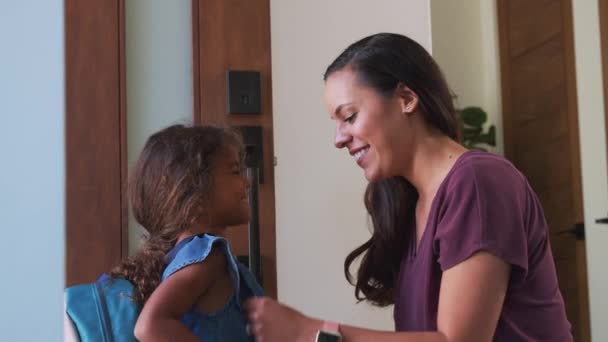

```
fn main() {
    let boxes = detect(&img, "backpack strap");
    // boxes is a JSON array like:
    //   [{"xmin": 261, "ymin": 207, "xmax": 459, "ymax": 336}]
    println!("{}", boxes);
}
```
[
  {"xmin": 236, "ymin": 261, "xmax": 265, "ymax": 298},
  {"xmin": 94, "ymin": 282, "xmax": 114, "ymax": 342}
]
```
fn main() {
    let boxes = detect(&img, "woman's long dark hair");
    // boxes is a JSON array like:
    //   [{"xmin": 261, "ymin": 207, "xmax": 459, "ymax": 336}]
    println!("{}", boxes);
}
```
[
  {"xmin": 110, "ymin": 124, "xmax": 243, "ymax": 305},
  {"xmin": 324, "ymin": 33, "xmax": 461, "ymax": 306}
]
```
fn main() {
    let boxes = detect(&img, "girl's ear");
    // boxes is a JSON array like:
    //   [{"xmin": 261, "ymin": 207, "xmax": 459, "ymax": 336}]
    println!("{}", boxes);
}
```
[{"xmin": 395, "ymin": 83, "xmax": 419, "ymax": 114}]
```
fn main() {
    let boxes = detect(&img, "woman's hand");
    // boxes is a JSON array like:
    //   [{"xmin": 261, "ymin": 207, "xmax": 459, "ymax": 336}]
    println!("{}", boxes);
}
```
[{"xmin": 244, "ymin": 297, "xmax": 322, "ymax": 342}]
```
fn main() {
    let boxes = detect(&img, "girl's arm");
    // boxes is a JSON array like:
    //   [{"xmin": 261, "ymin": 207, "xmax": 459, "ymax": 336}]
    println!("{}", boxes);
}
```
[
  {"xmin": 246, "ymin": 251, "xmax": 510, "ymax": 342},
  {"xmin": 134, "ymin": 247, "xmax": 226, "ymax": 342}
]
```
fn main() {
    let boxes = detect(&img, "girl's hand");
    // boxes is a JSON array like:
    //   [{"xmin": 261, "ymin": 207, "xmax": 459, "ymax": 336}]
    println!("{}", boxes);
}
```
[{"xmin": 244, "ymin": 297, "xmax": 322, "ymax": 342}]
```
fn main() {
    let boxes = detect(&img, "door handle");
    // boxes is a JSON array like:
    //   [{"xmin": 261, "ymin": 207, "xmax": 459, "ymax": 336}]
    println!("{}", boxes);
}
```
[
  {"xmin": 234, "ymin": 125, "xmax": 263, "ymax": 285},
  {"xmin": 236, "ymin": 166, "xmax": 263, "ymax": 285},
  {"xmin": 595, "ymin": 217, "xmax": 608, "ymax": 224},
  {"xmin": 245, "ymin": 166, "xmax": 262, "ymax": 284},
  {"xmin": 557, "ymin": 222, "xmax": 585, "ymax": 240}
]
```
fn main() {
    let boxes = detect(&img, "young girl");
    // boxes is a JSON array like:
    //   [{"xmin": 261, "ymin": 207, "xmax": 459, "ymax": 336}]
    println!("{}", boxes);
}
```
[{"xmin": 111, "ymin": 124, "xmax": 263, "ymax": 341}]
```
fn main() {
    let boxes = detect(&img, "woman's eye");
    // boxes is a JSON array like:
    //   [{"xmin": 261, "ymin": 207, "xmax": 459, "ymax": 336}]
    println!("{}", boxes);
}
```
[{"xmin": 344, "ymin": 112, "xmax": 358, "ymax": 123}]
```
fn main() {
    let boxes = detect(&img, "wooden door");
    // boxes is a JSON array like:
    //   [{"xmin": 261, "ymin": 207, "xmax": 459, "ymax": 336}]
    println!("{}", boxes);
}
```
[
  {"xmin": 497, "ymin": 0, "xmax": 590, "ymax": 340},
  {"xmin": 65, "ymin": 0, "xmax": 128, "ymax": 286},
  {"xmin": 192, "ymin": 0, "xmax": 277, "ymax": 298}
]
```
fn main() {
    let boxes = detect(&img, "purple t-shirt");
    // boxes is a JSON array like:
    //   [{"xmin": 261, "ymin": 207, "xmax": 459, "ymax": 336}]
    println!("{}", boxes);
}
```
[{"xmin": 394, "ymin": 151, "xmax": 572, "ymax": 341}]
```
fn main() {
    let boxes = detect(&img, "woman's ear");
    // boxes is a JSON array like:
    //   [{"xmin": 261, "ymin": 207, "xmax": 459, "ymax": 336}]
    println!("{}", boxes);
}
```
[{"xmin": 396, "ymin": 83, "xmax": 419, "ymax": 114}]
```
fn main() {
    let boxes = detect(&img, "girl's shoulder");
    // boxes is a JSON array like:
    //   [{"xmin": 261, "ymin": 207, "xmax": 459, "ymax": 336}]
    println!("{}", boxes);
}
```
[{"xmin": 162, "ymin": 234, "xmax": 232, "ymax": 281}]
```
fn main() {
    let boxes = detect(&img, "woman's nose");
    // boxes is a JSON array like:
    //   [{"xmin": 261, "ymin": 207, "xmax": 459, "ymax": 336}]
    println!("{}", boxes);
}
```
[{"xmin": 334, "ymin": 124, "xmax": 352, "ymax": 149}]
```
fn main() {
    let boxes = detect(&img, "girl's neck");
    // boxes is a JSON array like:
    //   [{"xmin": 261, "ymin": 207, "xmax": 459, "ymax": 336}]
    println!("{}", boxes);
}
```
[{"xmin": 177, "ymin": 224, "xmax": 227, "ymax": 243}]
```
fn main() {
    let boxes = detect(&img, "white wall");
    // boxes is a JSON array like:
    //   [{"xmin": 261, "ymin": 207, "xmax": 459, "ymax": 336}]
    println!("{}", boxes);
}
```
[
  {"xmin": 125, "ymin": 0, "xmax": 194, "ymax": 253},
  {"xmin": 0, "ymin": 1, "xmax": 65, "ymax": 340},
  {"xmin": 430, "ymin": 0, "xmax": 503, "ymax": 154},
  {"xmin": 271, "ymin": 0, "xmax": 431, "ymax": 330},
  {"xmin": 571, "ymin": 1, "xmax": 608, "ymax": 340}
]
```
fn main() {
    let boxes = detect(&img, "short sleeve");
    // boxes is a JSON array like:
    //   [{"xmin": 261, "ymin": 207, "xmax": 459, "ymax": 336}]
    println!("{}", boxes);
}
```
[
  {"xmin": 162, "ymin": 235, "xmax": 224, "ymax": 281},
  {"xmin": 433, "ymin": 158, "xmax": 529, "ymax": 279}
]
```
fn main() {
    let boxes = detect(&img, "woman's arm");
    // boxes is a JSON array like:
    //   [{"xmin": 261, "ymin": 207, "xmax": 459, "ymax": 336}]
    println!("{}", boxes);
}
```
[
  {"xmin": 246, "ymin": 251, "xmax": 510, "ymax": 342},
  {"xmin": 134, "ymin": 247, "xmax": 225, "ymax": 342},
  {"xmin": 435, "ymin": 251, "xmax": 510, "ymax": 341}
]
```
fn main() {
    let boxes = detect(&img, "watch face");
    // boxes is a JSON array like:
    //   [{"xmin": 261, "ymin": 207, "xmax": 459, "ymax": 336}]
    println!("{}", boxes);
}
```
[{"xmin": 317, "ymin": 331, "xmax": 341, "ymax": 342}]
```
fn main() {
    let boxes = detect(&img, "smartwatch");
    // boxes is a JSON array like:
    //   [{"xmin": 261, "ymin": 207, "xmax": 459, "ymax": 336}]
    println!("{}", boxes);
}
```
[{"xmin": 315, "ymin": 321, "xmax": 341, "ymax": 342}]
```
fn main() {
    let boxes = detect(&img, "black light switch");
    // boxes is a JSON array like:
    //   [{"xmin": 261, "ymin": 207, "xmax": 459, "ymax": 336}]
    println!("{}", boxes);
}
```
[{"xmin": 226, "ymin": 70, "xmax": 261, "ymax": 114}]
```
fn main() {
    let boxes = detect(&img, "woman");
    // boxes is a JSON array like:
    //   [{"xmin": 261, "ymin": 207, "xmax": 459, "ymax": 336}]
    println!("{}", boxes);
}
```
[{"xmin": 245, "ymin": 33, "xmax": 572, "ymax": 342}]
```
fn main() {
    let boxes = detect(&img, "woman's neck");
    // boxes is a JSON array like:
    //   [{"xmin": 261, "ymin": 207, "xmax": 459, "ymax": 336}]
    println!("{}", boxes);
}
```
[{"xmin": 403, "ymin": 133, "xmax": 467, "ymax": 203}]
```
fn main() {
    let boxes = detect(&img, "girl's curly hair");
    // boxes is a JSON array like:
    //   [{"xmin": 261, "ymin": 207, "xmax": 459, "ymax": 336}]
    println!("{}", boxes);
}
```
[{"xmin": 109, "ymin": 124, "xmax": 244, "ymax": 305}]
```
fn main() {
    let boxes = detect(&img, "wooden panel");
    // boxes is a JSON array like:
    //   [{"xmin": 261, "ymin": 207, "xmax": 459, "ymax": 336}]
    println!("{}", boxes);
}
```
[
  {"xmin": 563, "ymin": 0, "xmax": 583, "ymax": 226},
  {"xmin": 563, "ymin": 0, "xmax": 589, "ymax": 336},
  {"xmin": 540, "ymin": 183, "xmax": 575, "ymax": 232},
  {"xmin": 192, "ymin": 0, "xmax": 277, "ymax": 298},
  {"xmin": 510, "ymin": 35, "xmax": 572, "ymax": 193},
  {"xmin": 194, "ymin": 0, "xmax": 272, "ymax": 123},
  {"xmin": 498, "ymin": 0, "xmax": 514, "ymax": 159},
  {"xmin": 510, "ymin": 35, "xmax": 565, "ymax": 120},
  {"xmin": 516, "ymin": 138, "xmax": 571, "ymax": 193},
  {"xmin": 119, "ymin": 0, "xmax": 128, "ymax": 256},
  {"xmin": 575, "ymin": 239, "xmax": 591, "ymax": 342},
  {"xmin": 497, "ymin": 0, "xmax": 590, "ymax": 340},
  {"xmin": 65, "ymin": 0, "xmax": 127, "ymax": 286},
  {"xmin": 508, "ymin": 0, "xmax": 563, "ymax": 58},
  {"xmin": 192, "ymin": 0, "xmax": 201, "ymax": 126}
]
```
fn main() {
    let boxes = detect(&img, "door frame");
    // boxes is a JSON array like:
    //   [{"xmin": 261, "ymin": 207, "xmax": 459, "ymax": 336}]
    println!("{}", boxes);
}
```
[
  {"xmin": 65, "ymin": 0, "xmax": 128, "ymax": 285},
  {"xmin": 496, "ymin": 0, "xmax": 590, "ymax": 340},
  {"xmin": 571, "ymin": 0, "xmax": 608, "ymax": 340}
]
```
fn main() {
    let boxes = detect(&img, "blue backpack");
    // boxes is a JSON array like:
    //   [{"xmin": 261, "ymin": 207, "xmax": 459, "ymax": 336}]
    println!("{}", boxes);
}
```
[
  {"xmin": 65, "ymin": 274, "xmax": 139, "ymax": 342},
  {"xmin": 64, "ymin": 235, "xmax": 262, "ymax": 342},
  {"xmin": 64, "ymin": 237, "xmax": 196, "ymax": 341}
]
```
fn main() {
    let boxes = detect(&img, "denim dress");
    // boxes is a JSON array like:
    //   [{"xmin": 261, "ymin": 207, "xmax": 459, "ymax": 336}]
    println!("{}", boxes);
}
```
[{"xmin": 162, "ymin": 234, "xmax": 264, "ymax": 341}]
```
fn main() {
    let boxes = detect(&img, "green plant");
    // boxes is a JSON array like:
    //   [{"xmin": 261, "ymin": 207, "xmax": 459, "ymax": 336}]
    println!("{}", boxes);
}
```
[{"xmin": 459, "ymin": 106, "xmax": 496, "ymax": 151}]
